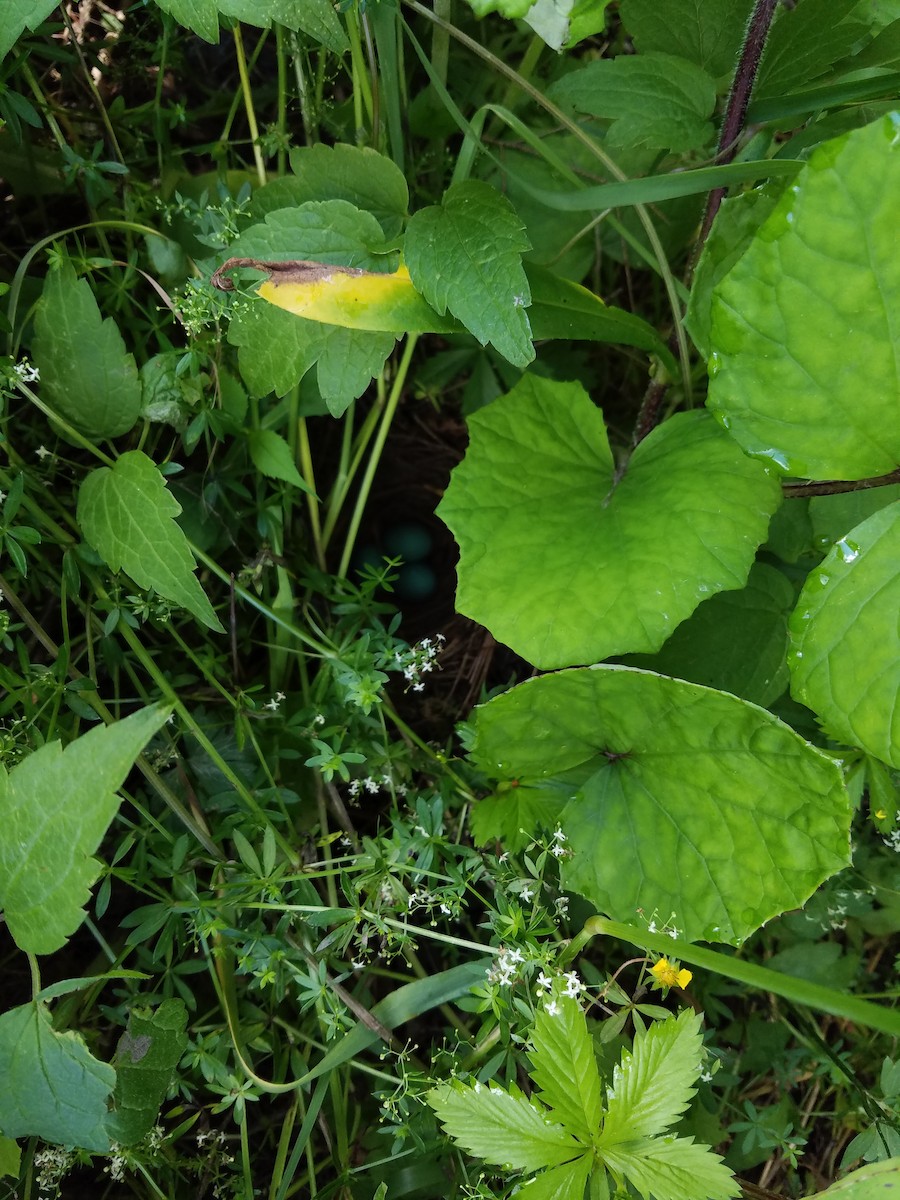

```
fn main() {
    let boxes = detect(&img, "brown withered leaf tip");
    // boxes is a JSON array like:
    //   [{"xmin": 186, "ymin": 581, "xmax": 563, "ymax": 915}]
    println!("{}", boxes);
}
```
[{"xmin": 211, "ymin": 257, "xmax": 373, "ymax": 291}]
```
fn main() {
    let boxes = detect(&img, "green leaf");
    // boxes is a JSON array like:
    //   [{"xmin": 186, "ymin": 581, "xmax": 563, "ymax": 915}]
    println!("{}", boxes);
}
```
[
  {"xmin": 686, "ymin": 184, "xmax": 784, "ymax": 358},
  {"xmin": 153, "ymin": 0, "xmax": 348, "ymax": 51},
  {"xmin": 153, "ymin": 0, "xmax": 219, "ymax": 41},
  {"xmin": 622, "ymin": 562, "xmax": 794, "ymax": 708},
  {"xmin": 438, "ymin": 374, "xmax": 780, "ymax": 670},
  {"xmin": 230, "ymin": 201, "xmax": 394, "ymax": 270},
  {"xmin": 547, "ymin": 54, "xmax": 717, "ymax": 153},
  {"xmin": 620, "ymin": 0, "xmax": 754, "ymax": 80},
  {"xmin": 32, "ymin": 265, "xmax": 141, "ymax": 440},
  {"xmin": 77, "ymin": 451, "xmax": 223, "ymax": 631},
  {"xmin": 470, "ymin": 667, "xmax": 850, "ymax": 944},
  {"xmin": 405, "ymin": 180, "xmax": 534, "ymax": 369},
  {"xmin": 843, "ymin": 19, "xmax": 900, "ymax": 71},
  {"xmin": 520, "ymin": 1154, "xmax": 595, "ymax": 1200},
  {"xmin": 789, "ymin": 503, "xmax": 900, "ymax": 767},
  {"xmin": 756, "ymin": 0, "xmax": 867, "ymax": 99},
  {"xmin": 808, "ymin": 487, "xmax": 900, "ymax": 552},
  {"xmin": 707, "ymin": 115, "xmax": 900, "ymax": 480},
  {"xmin": 0, "ymin": 0, "xmax": 59, "ymax": 59},
  {"xmin": 228, "ymin": 298, "xmax": 396, "ymax": 414},
  {"xmin": 425, "ymin": 1080, "xmax": 583, "ymax": 1173},
  {"xmin": 0, "ymin": 1136, "xmax": 21, "ymax": 1179},
  {"xmin": 463, "ymin": 0, "xmax": 535, "ymax": 18},
  {"xmin": 246, "ymin": 429, "xmax": 312, "ymax": 492},
  {"xmin": 107, "ymin": 999, "xmax": 189, "ymax": 1145},
  {"xmin": 530, "ymin": 994, "xmax": 602, "ymax": 1143},
  {"xmin": 247, "ymin": 144, "xmax": 409, "ymax": 238},
  {"xmin": 815, "ymin": 1158, "xmax": 900, "ymax": 1200},
  {"xmin": 600, "ymin": 1134, "xmax": 738, "ymax": 1200},
  {"xmin": 0, "ymin": 1002, "xmax": 115, "ymax": 1151},
  {"xmin": 0, "ymin": 705, "xmax": 170, "ymax": 954},
  {"xmin": 526, "ymin": 264, "xmax": 675, "ymax": 368},
  {"xmin": 600, "ymin": 1009, "xmax": 703, "ymax": 1145},
  {"xmin": 217, "ymin": 0, "xmax": 348, "ymax": 53}
]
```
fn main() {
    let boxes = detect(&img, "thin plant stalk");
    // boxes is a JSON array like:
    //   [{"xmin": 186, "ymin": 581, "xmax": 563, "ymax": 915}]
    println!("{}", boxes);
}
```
[
  {"xmin": 233, "ymin": 23, "xmax": 268, "ymax": 186},
  {"xmin": 337, "ymin": 335, "xmax": 419, "ymax": 578}
]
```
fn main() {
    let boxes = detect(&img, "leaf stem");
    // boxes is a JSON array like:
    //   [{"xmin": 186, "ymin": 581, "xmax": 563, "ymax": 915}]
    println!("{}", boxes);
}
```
[
  {"xmin": 233, "ymin": 23, "xmax": 268, "ymax": 187},
  {"xmin": 696, "ymin": 0, "xmax": 780, "ymax": 256},
  {"xmin": 337, "ymin": 335, "xmax": 418, "ymax": 578},
  {"xmin": 783, "ymin": 468, "xmax": 900, "ymax": 497}
]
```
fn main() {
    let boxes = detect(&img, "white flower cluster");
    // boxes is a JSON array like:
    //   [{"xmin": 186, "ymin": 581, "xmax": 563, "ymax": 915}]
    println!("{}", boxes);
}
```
[
  {"xmin": 348, "ymin": 774, "xmax": 407, "ymax": 799},
  {"xmin": 537, "ymin": 968, "xmax": 585, "ymax": 1016},
  {"xmin": 391, "ymin": 633, "xmax": 446, "ymax": 692},
  {"xmin": 407, "ymin": 888, "xmax": 454, "ymax": 917},
  {"xmin": 486, "ymin": 945, "xmax": 525, "ymax": 987},
  {"xmin": 14, "ymin": 359, "xmax": 40, "ymax": 384},
  {"xmin": 34, "ymin": 1146, "xmax": 75, "ymax": 1195}
]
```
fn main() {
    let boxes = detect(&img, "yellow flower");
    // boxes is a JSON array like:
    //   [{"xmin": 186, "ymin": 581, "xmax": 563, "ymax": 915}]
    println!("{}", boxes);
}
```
[
  {"xmin": 650, "ymin": 957, "xmax": 693, "ymax": 990},
  {"xmin": 874, "ymin": 809, "xmax": 887, "ymax": 820}
]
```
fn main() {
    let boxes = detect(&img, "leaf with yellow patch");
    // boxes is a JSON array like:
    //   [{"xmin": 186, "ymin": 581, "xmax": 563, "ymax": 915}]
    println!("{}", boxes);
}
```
[{"xmin": 213, "ymin": 257, "xmax": 460, "ymax": 335}]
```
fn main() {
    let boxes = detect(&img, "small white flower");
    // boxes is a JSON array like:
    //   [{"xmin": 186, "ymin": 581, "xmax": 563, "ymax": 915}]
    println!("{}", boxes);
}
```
[
  {"xmin": 440, "ymin": 903, "xmax": 451, "ymax": 915},
  {"xmin": 507, "ymin": 947, "xmax": 524, "ymax": 964},
  {"xmin": 35, "ymin": 444, "xmax": 52, "ymax": 460},
  {"xmin": 520, "ymin": 886, "xmax": 534, "ymax": 902},
  {"xmin": 563, "ymin": 971, "xmax": 583, "ymax": 998},
  {"xmin": 546, "ymin": 1000, "xmax": 560, "ymax": 1016},
  {"xmin": 537, "ymin": 971, "xmax": 553, "ymax": 992},
  {"xmin": 551, "ymin": 843, "xmax": 566, "ymax": 858},
  {"xmin": 552, "ymin": 827, "xmax": 566, "ymax": 842},
  {"xmin": 313, "ymin": 713, "xmax": 325, "ymax": 725}
]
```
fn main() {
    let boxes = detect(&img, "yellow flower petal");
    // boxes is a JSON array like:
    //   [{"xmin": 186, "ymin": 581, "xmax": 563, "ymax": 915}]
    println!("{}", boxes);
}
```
[{"xmin": 650, "ymin": 957, "xmax": 692, "ymax": 989}]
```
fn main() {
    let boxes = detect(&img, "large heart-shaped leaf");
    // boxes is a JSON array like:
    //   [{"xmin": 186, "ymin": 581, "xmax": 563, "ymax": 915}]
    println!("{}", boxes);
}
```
[
  {"xmin": 470, "ymin": 667, "xmax": 850, "ymax": 944},
  {"xmin": 438, "ymin": 374, "xmax": 780, "ymax": 669},
  {"xmin": 707, "ymin": 115, "xmax": 900, "ymax": 480},
  {"xmin": 789, "ymin": 503, "xmax": 900, "ymax": 767}
]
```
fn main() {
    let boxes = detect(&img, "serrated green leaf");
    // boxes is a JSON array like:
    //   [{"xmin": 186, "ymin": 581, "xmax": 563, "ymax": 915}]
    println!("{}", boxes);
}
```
[
  {"xmin": 107, "ymin": 999, "xmax": 188, "ymax": 1145},
  {"xmin": 405, "ymin": 180, "xmax": 534, "ymax": 368},
  {"xmin": 77, "ymin": 452, "xmax": 222, "ymax": 630},
  {"xmin": 0, "ymin": 1136, "xmax": 20, "ymax": 1179},
  {"xmin": 247, "ymin": 144, "xmax": 408, "ymax": 238},
  {"xmin": 815, "ymin": 1158, "xmax": 900, "ymax": 1200},
  {"xmin": 0, "ymin": 705, "xmax": 170, "ymax": 954},
  {"xmin": 547, "ymin": 54, "xmax": 717, "ymax": 153},
  {"xmin": 228, "ymin": 298, "xmax": 396, "ymax": 413},
  {"xmin": 0, "ymin": 0, "xmax": 59, "ymax": 59},
  {"xmin": 438, "ymin": 374, "xmax": 780, "ymax": 670},
  {"xmin": 521, "ymin": 1154, "xmax": 595, "ymax": 1200},
  {"xmin": 623, "ymin": 562, "xmax": 794, "ymax": 708},
  {"xmin": 601, "ymin": 1134, "xmax": 738, "ymax": 1200},
  {"xmin": 530, "ymin": 994, "xmax": 602, "ymax": 1143},
  {"xmin": 218, "ymin": 0, "xmax": 348, "ymax": 53},
  {"xmin": 789, "ymin": 503, "xmax": 900, "ymax": 767},
  {"xmin": 153, "ymin": 0, "xmax": 219, "ymax": 41},
  {"xmin": 32, "ymin": 265, "xmax": 141, "ymax": 440},
  {"xmin": 600, "ymin": 1010, "xmax": 702, "ymax": 1145},
  {"xmin": 0, "ymin": 1003, "xmax": 115, "ymax": 1151},
  {"xmin": 707, "ymin": 115, "xmax": 900, "ymax": 480},
  {"xmin": 470, "ymin": 667, "xmax": 850, "ymax": 944},
  {"xmin": 620, "ymin": 0, "xmax": 754, "ymax": 80},
  {"xmin": 153, "ymin": 0, "xmax": 348, "ymax": 51},
  {"xmin": 229, "ymin": 201, "xmax": 394, "ymax": 270},
  {"xmin": 755, "ymin": 0, "xmax": 866, "ymax": 99},
  {"xmin": 426, "ymin": 1081, "xmax": 583, "ymax": 1173},
  {"xmin": 246, "ymin": 429, "xmax": 312, "ymax": 492}
]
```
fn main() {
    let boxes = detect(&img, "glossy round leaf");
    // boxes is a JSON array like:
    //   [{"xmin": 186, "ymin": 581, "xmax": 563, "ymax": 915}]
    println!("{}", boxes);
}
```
[
  {"xmin": 789, "ymin": 502, "xmax": 900, "ymax": 767},
  {"xmin": 707, "ymin": 115, "xmax": 900, "ymax": 480},
  {"xmin": 471, "ymin": 667, "xmax": 850, "ymax": 944},
  {"xmin": 438, "ymin": 374, "xmax": 780, "ymax": 669}
]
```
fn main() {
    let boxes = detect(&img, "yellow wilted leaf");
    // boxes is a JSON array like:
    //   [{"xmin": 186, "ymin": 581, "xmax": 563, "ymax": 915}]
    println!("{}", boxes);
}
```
[{"xmin": 212, "ymin": 257, "xmax": 461, "ymax": 335}]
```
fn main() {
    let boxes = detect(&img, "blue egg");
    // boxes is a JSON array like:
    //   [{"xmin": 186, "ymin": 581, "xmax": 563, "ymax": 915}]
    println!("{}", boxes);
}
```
[
  {"xmin": 394, "ymin": 562, "xmax": 437, "ymax": 601},
  {"xmin": 383, "ymin": 521, "xmax": 433, "ymax": 563}
]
